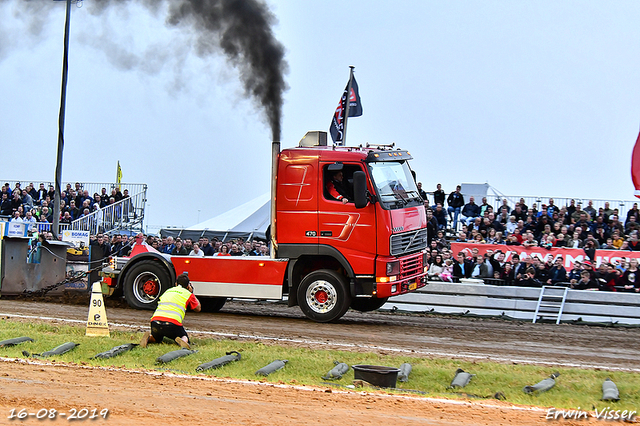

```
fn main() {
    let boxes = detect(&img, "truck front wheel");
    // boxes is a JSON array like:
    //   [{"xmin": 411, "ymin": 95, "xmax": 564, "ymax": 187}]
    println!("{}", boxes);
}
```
[
  {"xmin": 297, "ymin": 269, "xmax": 351, "ymax": 323},
  {"xmin": 123, "ymin": 260, "xmax": 171, "ymax": 310}
]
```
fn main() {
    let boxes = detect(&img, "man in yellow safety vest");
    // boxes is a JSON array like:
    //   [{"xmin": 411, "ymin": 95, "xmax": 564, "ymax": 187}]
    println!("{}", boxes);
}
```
[{"xmin": 140, "ymin": 273, "xmax": 201, "ymax": 349}]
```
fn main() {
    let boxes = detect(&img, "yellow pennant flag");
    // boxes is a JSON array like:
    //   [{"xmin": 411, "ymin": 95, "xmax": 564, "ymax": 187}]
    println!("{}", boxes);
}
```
[{"xmin": 116, "ymin": 161, "xmax": 122, "ymax": 185}]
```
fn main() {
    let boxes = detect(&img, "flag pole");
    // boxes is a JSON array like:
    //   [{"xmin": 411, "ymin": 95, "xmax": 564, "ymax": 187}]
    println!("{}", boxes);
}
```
[{"xmin": 341, "ymin": 66, "xmax": 355, "ymax": 146}]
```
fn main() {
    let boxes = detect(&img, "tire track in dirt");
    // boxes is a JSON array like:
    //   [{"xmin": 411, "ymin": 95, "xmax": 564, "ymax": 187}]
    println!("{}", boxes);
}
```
[{"xmin": 1, "ymin": 298, "xmax": 639, "ymax": 370}]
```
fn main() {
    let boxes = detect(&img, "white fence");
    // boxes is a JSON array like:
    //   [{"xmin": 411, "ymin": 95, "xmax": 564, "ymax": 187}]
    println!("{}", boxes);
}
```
[{"xmin": 382, "ymin": 281, "xmax": 640, "ymax": 326}]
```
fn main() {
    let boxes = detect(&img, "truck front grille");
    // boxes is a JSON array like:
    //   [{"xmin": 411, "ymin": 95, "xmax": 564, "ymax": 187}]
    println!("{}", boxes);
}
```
[
  {"xmin": 399, "ymin": 253, "xmax": 423, "ymax": 279},
  {"xmin": 390, "ymin": 229, "xmax": 427, "ymax": 256}
]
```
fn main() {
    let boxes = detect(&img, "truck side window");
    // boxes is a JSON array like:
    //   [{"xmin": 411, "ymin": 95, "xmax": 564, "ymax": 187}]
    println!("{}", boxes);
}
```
[{"xmin": 323, "ymin": 165, "xmax": 362, "ymax": 203}]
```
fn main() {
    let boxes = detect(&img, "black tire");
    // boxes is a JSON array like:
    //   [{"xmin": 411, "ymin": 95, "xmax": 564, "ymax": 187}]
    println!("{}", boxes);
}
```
[
  {"xmin": 297, "ymin": 269, "xmax": 351, "ymax": 323},
  {"xmin": 122, "ymin": 260, "xmax": 172, "ymax": 310},
  {"xmin": 350, "ymin": 297, "xmax": 389, "ymax": 312},
  {"xmin": 199, "ymin": 297, "xmax": 227, "ymax": 313},
  {"xmin": 108, "ymin": 285, "xmax": 124, "ymax": 299}
]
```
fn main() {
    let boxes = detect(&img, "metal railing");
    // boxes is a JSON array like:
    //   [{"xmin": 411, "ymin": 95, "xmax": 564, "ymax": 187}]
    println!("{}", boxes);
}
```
[
  {"xmin": 65, "ymin": 189, "xmax": 146, "ymax": 235},
  {"xmin": 383, "ymin": 281, "xmax": 640, "ymax": 326}
]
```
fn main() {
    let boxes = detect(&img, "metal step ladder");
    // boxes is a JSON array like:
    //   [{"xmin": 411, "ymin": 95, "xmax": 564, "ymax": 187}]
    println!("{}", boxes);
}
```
[{"xmin": 533, "ymin": 286, "xmax": 569, "ymax": 324}]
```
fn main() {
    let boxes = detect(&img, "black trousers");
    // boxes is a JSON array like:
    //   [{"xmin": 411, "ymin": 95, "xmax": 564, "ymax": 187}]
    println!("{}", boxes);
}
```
[{"xmin": 150, "ymin": 320, "xmax": 189, "ymax": 344}]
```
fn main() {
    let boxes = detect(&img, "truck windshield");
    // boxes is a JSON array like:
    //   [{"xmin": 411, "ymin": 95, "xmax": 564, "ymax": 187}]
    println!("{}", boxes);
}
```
[{"xmin": 368, "ymin": 161, "xmax": 422, "ymax": 209}]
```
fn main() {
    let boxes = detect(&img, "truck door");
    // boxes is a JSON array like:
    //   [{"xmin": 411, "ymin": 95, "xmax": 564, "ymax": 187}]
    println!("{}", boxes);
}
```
[
  {"xmin": 318, "ymin": 162, "xmax": 376, "ymax": 274},
  {"xmin": 277, "ymin": 160, "xmax": 318, "ymax": 246}
]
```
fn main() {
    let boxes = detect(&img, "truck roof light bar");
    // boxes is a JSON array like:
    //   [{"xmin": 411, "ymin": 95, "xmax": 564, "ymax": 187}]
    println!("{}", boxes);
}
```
[
  {"xmin": 366, "ymin": 150, "xmax": 413, "ymax": 161},
  {"xmin": 365, "ymin": 142, "xmax": 396, "ymax": 150}
]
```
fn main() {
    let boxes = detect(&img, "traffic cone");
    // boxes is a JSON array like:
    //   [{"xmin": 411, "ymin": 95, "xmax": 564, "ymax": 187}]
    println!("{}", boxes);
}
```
[{"xmin": 86, "ymin": 282, "xmax": 110, "ymax": 337}]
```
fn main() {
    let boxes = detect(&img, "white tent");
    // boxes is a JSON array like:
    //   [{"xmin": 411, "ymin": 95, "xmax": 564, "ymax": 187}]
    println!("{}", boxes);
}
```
[{"xmin": 161, "ymin": 193, "xmax": 270, "ymax": 241}]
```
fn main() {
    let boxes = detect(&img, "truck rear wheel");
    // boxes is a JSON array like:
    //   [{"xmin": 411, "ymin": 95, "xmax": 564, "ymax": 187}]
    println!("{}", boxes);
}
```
[
  {"xmin": 123, "ymin": 260, "xmax": 171, "ymax": 310},
  {"xmin": 350, "ymin": 297, "xmax": 389, "ymax": 312},
  {"xmin": 297, "ymin": 269, "xmax": 351, "ymax": 323},
  {"xmin": 199, "ymin": 297, "xmax": 227, "ymax": 313}
]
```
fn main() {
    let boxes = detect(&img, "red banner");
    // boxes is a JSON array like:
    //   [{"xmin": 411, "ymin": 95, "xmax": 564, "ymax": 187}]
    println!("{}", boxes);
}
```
[
  {"xmin": 632, "ymin": 128, "xmax": 640, "ymax": 199},
  {"xmin": 450, "ymin": 242, "xmax": 640, "ymax": 271}
]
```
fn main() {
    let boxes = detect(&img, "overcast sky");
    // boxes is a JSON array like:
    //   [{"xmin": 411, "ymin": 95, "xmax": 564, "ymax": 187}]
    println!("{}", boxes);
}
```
[{"xmin": 1, "ymin": 0, "xmax": 639, "ymax": 231}]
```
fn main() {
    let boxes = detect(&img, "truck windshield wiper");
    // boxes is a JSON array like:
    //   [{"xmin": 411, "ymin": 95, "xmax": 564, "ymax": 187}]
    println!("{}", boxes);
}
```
[
  {"xmin": 379, "ymin": 192, "xmax": 397, "ymax": 198},
  {"xmin": 379, "ymin": 192, "xmax": 408, "ymax": 207},
  {"xmin": 403, "ymin": 190, "xmax": 422, "ymax": 201}
]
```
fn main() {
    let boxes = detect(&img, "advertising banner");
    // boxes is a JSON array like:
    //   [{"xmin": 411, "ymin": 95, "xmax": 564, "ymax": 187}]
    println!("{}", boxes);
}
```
[
  {"xmin": 3, "ymin": 222, "xmax": 27, "ymax": 238},
  {"xmin": 62, "ymin": 230, "xmax": 90, "ymax": 290},
  {"xmin": 450, "ymin": 242, "xmax": 639, "ymax": 271}
]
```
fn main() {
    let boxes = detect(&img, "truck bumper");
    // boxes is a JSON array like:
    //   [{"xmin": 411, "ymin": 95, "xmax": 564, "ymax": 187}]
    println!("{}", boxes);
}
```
[{"xmin": 374, "ymin": 251, "xmax": 427, "ymax": 298}]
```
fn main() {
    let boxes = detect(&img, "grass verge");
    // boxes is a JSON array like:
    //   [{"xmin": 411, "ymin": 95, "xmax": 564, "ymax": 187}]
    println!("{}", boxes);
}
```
[{"xmin": 0, "ymin": 318, "xmax": 638, "ymax": 414}]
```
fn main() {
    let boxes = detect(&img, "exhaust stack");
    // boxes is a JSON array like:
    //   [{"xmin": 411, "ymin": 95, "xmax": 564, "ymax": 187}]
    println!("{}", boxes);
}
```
[{"xmin": 270, "ymin": 140, "xmax": 280, "ymax": 258}]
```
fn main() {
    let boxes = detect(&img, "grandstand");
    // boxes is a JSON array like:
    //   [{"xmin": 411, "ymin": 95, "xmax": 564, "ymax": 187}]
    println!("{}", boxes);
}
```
[{"xmin": 0, "ymin": 180, "xmax": 147, "ymax": 236}]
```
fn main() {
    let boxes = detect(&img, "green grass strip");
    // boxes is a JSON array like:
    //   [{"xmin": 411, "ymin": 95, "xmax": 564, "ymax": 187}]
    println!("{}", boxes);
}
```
[{"xmin": 1, "ymin": 318, "xmax": 638, "ymax": 413}]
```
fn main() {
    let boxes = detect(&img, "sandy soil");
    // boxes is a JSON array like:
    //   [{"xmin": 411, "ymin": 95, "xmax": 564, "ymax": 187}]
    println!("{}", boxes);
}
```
[
  {"xmin": 0, "ymin": 360, "xmax": 556, "ymax": 426},
  {"xmin": 0, "ymin": 297, "xmax": 638, "ymax": 425}
]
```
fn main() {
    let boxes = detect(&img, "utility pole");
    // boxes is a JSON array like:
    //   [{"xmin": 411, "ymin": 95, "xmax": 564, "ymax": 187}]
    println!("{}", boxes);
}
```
[{"xmin": 52, "ymin": 0, "xmax": 82, "ymax": 238}]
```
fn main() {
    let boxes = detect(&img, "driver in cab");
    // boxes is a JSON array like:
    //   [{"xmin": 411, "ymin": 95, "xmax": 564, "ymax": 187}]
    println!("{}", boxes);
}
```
[{"xmin": 326, "ymin": 170, "xmax": 352, "ymax": 204}]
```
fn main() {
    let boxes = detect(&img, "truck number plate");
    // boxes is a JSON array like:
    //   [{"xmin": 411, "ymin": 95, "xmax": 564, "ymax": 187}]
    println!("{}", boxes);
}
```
[{"xmin": 409, "ymin": 282, "xmax": 417, "ymax": 291}]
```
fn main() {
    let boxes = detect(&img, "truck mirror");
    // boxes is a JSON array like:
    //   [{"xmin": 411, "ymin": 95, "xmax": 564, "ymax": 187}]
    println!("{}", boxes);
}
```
[{"xmin": 353, "ymin": 171, "xmax": 368, "ymax": 209}]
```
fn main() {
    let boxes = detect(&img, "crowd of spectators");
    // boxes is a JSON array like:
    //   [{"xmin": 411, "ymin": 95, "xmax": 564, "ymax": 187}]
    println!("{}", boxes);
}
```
[
  {"xmin": 425, "ymin": 240, "xmax": 639, "ymax": 292},
  {"xmin": 87, "ymin": 233, "xmax": 269, "ymax": 262},
  {"xmin": 144, "ymin": 235, "xmax": 269, "ymax": 257},
  {"xmin": 1, "ymin": 182, "xmax": 133, "ymax": 233},
  {"xmin": 421, "ymin": 184, "xmax": 640, "ymax": 292},
  {"xmin": 459, "ymin": 248, "xmax": 637, "ymax": 292},
  {"xmin": 26, "ymin": 231, "xmax": 268, "ymax": 266},
  {"xmin": 2, "ymin": 182, "xmax": 267, "ymax": 262}
]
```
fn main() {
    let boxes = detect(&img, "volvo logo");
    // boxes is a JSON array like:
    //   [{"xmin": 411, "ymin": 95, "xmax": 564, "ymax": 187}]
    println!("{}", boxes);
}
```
[
  {"xmin": 392, "ymin": 226, "xmax": 404, "ymax": 232},
  {"xmin": 404, "ymin": 230, "xmax": 420, "ymax": 253}
]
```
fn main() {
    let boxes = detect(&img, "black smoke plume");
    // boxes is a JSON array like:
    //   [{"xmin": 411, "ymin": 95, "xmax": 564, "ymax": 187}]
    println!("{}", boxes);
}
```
[
  {"xmin": 3, "ymin": 0, "xmax": 288, "ymax": 141},
  {"xmin": 164, "ymin": 0, "xmax": 288, "ymax": 142}
]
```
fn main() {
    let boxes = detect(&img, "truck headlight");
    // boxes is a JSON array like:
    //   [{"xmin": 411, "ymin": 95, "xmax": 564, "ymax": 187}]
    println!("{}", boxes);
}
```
[{"xmin": 386, "ymin": 261, "xmax": 400, "ymax": 276}]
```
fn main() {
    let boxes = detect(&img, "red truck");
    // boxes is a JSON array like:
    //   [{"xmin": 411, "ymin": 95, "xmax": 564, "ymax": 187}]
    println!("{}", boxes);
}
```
[{"xmin": 101, "ymin": 131, "xmax": 428, "ymax": 322}]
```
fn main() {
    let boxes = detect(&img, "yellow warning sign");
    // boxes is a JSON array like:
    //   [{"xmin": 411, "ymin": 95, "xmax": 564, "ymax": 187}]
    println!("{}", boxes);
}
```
[{"xmin": 86, "ymin": 282, "xmax": 110, "ymax": 337}]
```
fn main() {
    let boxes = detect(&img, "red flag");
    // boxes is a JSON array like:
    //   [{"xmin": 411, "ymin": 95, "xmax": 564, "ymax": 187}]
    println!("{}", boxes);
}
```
[
  {"xmin": 329, "ymin": 75, "xmax": 363, "ymax": 144},
  {"xmin": 632, "ymin": 129, "xmax": 640, "ymax": 199}
]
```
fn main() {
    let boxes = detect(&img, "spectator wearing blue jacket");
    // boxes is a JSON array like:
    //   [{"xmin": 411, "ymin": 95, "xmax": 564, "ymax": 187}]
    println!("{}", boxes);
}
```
[
  {"xmin": 461, "ymin": 196, "xmax": 480, "ymax": 226},
  {"xmin": 447, "ymin": 185, "xmax": 465, "ymax": 230},
  {"xmin": 546, "ymin": 256, "xmax": 567, "ymax": 285},
  {"xmin": 433, "ymin": 203, "xmax": 448, "ymax": 230}
]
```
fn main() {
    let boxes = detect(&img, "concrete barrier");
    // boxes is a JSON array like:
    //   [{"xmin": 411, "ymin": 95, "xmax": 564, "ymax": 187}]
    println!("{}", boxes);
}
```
[
  {"xmin": 1, "ymin": 237, "xmax": 71, "ymax": 295},
  {"xmin": 382, "ymin": 281, "xmax": 640, "ymax": 325}
]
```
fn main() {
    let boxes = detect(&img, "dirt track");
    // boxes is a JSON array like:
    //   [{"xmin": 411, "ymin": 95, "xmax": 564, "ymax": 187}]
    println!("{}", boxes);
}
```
[
  {"xmin": 0, "ymin": 298, "xmax": 638, "ymax": 425},
  {"xmin": 3, "ymin": 298, "xmax": 639, "ymax": 370}
]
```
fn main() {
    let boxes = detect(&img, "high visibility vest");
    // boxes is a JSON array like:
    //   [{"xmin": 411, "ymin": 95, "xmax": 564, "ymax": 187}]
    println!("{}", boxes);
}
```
[{"xmin": 152, "ymin": 286, "xmax": 191, "ymax": 325}]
